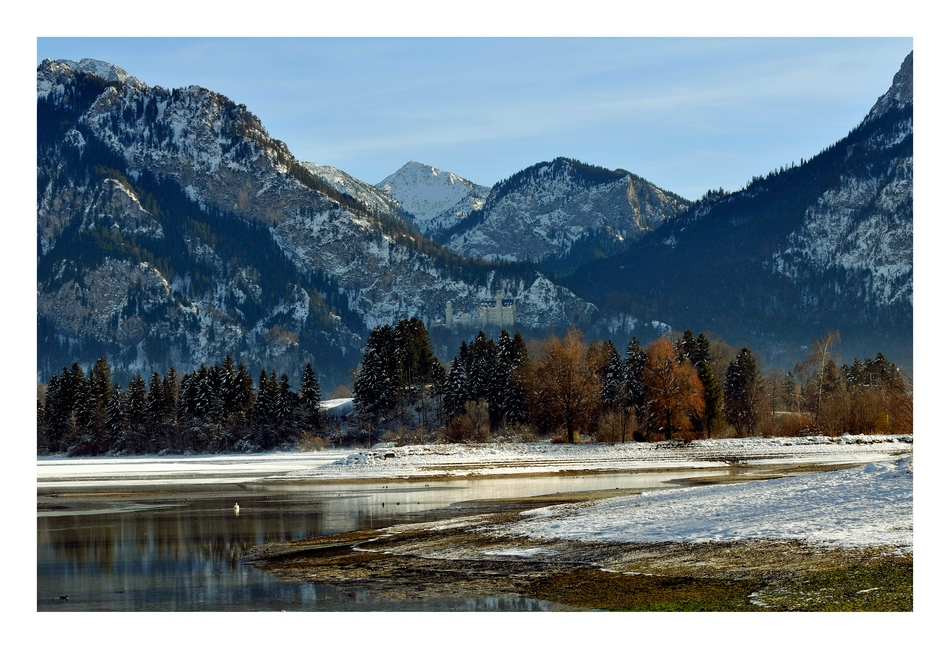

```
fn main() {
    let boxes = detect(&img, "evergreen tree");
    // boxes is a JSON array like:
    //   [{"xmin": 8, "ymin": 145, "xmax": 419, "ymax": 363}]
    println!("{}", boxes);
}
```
[
  {"xmin": 696, "ymin": 360, "xmax": 723, "ymax": 438},
  {"xmin": 254, "ymin": 370, "xmax": 279, "ymax": 448},
  {"xmin": 125, "ymin": 374, "xmax": 148, "ymax": 453},
  {"xmin": 443, "ymin": 357, "xmax": 469, "ymax": 418},
  {"xmin": 676, "ymin": 330, "xmax": 698, "ymax": 365},
  {"xmin": 275, "ymin": 373, "xmax": 299, "ymax": 444},
  {"xmin": 146, "ymin": 372, "xmax": 166, "ymax": 424},
  {"xmin": 61, "ymin": 363, "xmax": 88, "ymax": 451},
  {"xmin": 623, "ymin": 337, "xmax": 647, "ymax": 426},
  {"xmin": 599, "ymin": 339, "xmax": 622, "ymax": 407},
  {"xmin": 298, "ymin": 362, "xmax": 323, "ymax": 434},
  {"xmin": 106, "ymin": 386, "xmax": 126, "ymax": 451},
  {"xmin": 87, "ymin": 357, "xmax": 113, "ymax": 444},
  {"xmin": 43, "ymin": 372, "xmax": 65, "ymax": 452},
  {"xmin": 724, "ymin": 348, "xmax": 759, "ymax": 436},
  {"xmin": 37, "ymin": 396, "xmax": 48, "ymax": 455},
  {"xmin": 162, "ymin": 366, "xmax": 180, "ymax": 418},
  {"xmin": 353, "ymin": 324, "xmax": 399, "ymax": 421},
  {"xmin": 468, "ymin": 331, "xmax": 497, "ymax": 404},
  {"xmin": 694, "ymin": 333, "xmax": 711, "ymax": 367}
]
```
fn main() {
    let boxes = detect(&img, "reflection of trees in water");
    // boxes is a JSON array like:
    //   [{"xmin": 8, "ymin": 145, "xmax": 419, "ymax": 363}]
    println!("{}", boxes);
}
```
[
  {"xmin": 39, "ymin": 503, "xmax": 344, "ymax": 576},
  {"xmin": 40, "ymin": 518, "xmax": 118, "ymax": 573}
]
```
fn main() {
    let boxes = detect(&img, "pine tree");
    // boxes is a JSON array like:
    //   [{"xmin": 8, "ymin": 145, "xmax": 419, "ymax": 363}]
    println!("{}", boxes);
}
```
[
  {"xmin": 254, "ymin": 370, "xmax": 279, "ymax": 448},
  {"xmin": 623, "ymin": 337, "xmax": 647, "ymax": 427},
  {"xmin": 354, "ymin": 324, "xmax": 399, "ymax": 421},
  {"xmin": 106, "ymin": 386, "xmax": 126, "ymax": 451},
  {"xmin": 696, "ymin": 360, "xmax": 723, "ymax": 438},
  {"xmin": 599, "ymin": 340, "xmax": 622, "ymax": 407},
  {"xmin": 162, "ymin": 366, "xmax": 180, "ymax": 420},
  {"xmin": 298, "ymin": 362, "xmax": 323, "ymax": 434},
  {"xmin": 146, "ymin": 372, "xmax": 166, "ymax": 425},
  {"xmin": 275, "ymin": 373, "xmax": 299, "ymax": 444},
  {"xmin": 443, "ymin": 357, "xmax": 469, "ymax": 418},
  {"xmin": 724, "ymin": 348, "xmax": 759, "ymax": 436},
  {"xmin": 125, "ymin": 374, "xmax": 148, "ymax": 453},
  {"xmin": 44, "ymin": 372, "xmax": 66, "ymax": 452}
]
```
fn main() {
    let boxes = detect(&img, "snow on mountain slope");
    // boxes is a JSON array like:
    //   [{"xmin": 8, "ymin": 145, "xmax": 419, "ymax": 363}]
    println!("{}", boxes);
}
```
[
  {"xmin": 376, "ymin": 161, "xmax": 490, "ymax": 236},
  {"xmin": 771, "ymin": 52, "xmax": 913, "ymax": 310},
  {"xmin": 445, "ymin": 158, "xmax": 690, "ymax": 266},
  {"xmin": 37, "ymin": 59, "xmax": 596, "ymax": 383},
  {"xmin": 302, "ymin": 162, "xmax": 406, "ymax": 222}
]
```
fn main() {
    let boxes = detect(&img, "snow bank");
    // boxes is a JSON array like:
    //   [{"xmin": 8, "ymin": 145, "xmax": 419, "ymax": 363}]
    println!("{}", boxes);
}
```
[
  {"xmin": 506, "ymin": 454, "xmax": 913, "ymax": 551},
  {"xmin": 282, "ymin": 435, "xmax": 912, "ymax": 481}
]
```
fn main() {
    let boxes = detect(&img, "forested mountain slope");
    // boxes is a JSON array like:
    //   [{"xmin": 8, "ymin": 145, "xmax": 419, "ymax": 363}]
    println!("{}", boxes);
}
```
[
  {"xmin": 569, "ymin": 53, "xmax": 913, "ymax": 369},
  {"xmin": 442, "ymin": 157, "xmax": 691, "ymax": 273}
]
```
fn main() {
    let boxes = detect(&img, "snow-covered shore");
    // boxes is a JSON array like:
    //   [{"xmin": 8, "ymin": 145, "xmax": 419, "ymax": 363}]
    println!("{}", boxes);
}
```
[
  {"xmin": 502, "ymin": 454, "xmax": 913, "ymax": 551},
  {"xmin": 36, "ymin": 436, "xmax": 913, "ymax": 553},
  {"xmin": 288, "ymin": 435, "xmax": 913, "ymax": 553},
  {"xmin": 283, "ymin": 434, "xmax": 913, "ymax": 481}
]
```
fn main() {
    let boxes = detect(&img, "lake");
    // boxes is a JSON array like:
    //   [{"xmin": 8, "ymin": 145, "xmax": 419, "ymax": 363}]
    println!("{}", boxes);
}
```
[{"xmin": 37, "ymin": 453, "xmax": 750, "ymax": 612}]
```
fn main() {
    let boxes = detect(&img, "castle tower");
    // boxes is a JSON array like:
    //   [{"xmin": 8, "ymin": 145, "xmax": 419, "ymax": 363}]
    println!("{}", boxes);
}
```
[{"xmin": 445, "ymin": 301, "xmax": 453, "ymax": 325}]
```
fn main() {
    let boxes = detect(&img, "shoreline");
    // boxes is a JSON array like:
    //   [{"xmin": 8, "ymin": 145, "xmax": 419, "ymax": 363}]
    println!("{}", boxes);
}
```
[
  {"xmin": 247, "ymin": 454, "xmax": 913, "ymax": 611},
  {"xmin": 248, "ymin": 494, "xmax": 912, "ymax": 612}
]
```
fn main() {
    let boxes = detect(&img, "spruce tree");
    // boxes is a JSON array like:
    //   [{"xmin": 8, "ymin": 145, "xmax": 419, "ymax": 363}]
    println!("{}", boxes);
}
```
[
  {"xmin": 354, "ymin": 324, "xmax": 399, "ymax": 421},
  {"xmin": 298, "ymin": 362, "xmax": 323, "ymax": 434},
  {"xmin": 696, "ymin": 360, "xmax": 723, "ymax": 438},
  {"xmin": 275, "ymin": 373, "xmax": 299, "ymax": 445},
  {"xmin": 443, "ymin": 357, "xmax": 468, "ymax": 418},
  {"xmin": 106, "ymin": 386, "xmax": 126, "ymax": 451},
  {"xmin": 624, "ymin": 337, "xmax": 647, "ymax": 425},
  {"xmin": 724, "ymin": 348, "xmax": 759, "ymax": 436},
  {"xmin": 125, "ymin": 375, "xmax": 148, "ymax": 453}
]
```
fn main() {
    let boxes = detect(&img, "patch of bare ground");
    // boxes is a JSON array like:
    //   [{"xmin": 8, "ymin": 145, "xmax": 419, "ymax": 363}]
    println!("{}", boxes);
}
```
[{"xmin": 247, "ymin": 503, "xmax": 912, "ymax": 612}]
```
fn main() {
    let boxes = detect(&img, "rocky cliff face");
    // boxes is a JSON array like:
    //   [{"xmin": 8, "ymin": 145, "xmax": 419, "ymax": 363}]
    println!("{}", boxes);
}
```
[
  {"xmin": 36, "ymin": 59, "xmax": 594, "ymax": 385},
  {"xmin": 770, "ymin": 53, "xmax": 913, "ymax": 312},
  {"xmin": 442, "ymin": 157, "xmax": 691, "ymax": 271}
]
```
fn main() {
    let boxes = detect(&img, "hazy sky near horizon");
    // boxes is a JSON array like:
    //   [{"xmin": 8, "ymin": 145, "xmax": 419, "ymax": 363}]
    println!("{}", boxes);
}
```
[{"xmin": 36, "ymin": 37, "xmax": 911, "ymax": 200}]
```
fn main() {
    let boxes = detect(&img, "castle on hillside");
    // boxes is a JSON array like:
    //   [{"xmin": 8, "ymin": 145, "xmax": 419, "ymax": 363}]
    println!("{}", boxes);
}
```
[{"xmin": 445, "ymin": 291, "xmax": 516, "ymax": 328}]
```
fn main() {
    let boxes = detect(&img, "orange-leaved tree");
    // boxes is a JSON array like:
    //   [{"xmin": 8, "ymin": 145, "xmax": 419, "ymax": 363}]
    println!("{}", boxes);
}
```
[
  {"xmin": 528, "ymin": 328, "xmax": 601, "ymax": 443},
  {"xmin": 641, "ymin": 338, "xmax": 705, "ymax": 441}
]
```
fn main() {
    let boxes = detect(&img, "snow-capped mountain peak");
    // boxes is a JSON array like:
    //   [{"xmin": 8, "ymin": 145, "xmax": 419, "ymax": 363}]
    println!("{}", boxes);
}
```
[
  {"xmin": 39, "ymin": 58, "xmax": 147, "ymax": 93},
  {"xmin": 375, "ymin": 161, "xmax": 489, "ymax": 236}
]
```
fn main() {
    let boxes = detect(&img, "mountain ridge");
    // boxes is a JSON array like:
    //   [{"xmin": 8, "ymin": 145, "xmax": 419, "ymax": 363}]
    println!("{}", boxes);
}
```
[
  {"xmin": 36, "ymin": 51, "xmax": 913, "ymax": 384},
  {"xmin": 36, "ymin": 58, "xmax": 595, "ymax": 386}
]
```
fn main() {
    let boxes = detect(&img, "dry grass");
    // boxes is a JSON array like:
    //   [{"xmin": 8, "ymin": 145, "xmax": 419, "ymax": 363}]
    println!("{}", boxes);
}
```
[{"xmin": 248, "ymin": 505, "xmax": 912, "ymax": 612}]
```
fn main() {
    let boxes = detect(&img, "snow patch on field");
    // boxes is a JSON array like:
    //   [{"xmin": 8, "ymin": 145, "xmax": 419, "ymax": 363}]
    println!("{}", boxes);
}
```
[{"xmin": 506, "ymin": 454, "xmax": 913, "ymax": 551}]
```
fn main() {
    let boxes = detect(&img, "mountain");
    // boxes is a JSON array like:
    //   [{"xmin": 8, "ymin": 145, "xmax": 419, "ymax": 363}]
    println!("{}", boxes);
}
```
[
  {"xmin": 301, "ymin": 161, "xmax": 406, "ymax": 222},
  {"xmin": 440, "ymin": 157, "xmax": 691, "ymax": 273},
  {"xmin": 36, "ymin": 59, "xmax": 594, "ymax": 386},
  {"xmin": 375, "ymin": 161, "xmax": 490, "ymax": 237},
  {"xmin": 569, "ymin": 52, "xmax": 913, "ymax": 370},
  {"xmin": 36, "ymin": 52, "xmax": 912, "ymax": 386}
]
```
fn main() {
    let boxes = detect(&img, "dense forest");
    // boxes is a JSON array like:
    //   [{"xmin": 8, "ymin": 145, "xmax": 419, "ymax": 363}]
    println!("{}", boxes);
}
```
[
  {"xmin": 37, "ymin": 357, "xmax": 325, "ymax": 456},
  {"xmin": 37, "ymin": 319, "xmax": 912, "ymax": 457}
]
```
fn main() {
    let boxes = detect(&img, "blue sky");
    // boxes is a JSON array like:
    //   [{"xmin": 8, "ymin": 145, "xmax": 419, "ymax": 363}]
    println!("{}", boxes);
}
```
[{"xmin": 36, "ymin": 37, "xmax": 911, "ymax": 199}]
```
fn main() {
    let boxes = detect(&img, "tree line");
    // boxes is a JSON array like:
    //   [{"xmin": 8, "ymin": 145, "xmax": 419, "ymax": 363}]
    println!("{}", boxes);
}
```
[
  {"xmin": 353, "ymin": 322, "xmax": 912, "ymax": 445},
  {"xmin": 38, "ymin": 322, "xmax": 912, "ymax": 456},
  {"xmin": 37, "ymin": 356, "xmax": 325, "ymax": 456}
]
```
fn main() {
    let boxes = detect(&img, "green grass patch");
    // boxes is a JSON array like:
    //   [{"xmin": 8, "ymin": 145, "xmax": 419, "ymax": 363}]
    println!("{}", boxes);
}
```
[
  {"xmin": 529, "ymin": 569, "xmax": 763, "ymax": 612},
  {"xmin": 753, "ymin": 558, "xmax": 913, "ymax": 611}
]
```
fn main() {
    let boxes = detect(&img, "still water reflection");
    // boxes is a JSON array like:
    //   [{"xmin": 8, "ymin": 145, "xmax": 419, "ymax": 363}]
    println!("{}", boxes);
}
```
[{"xmin": 38, "ymin": 469, "xmax": 735, "ymax": 611}]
